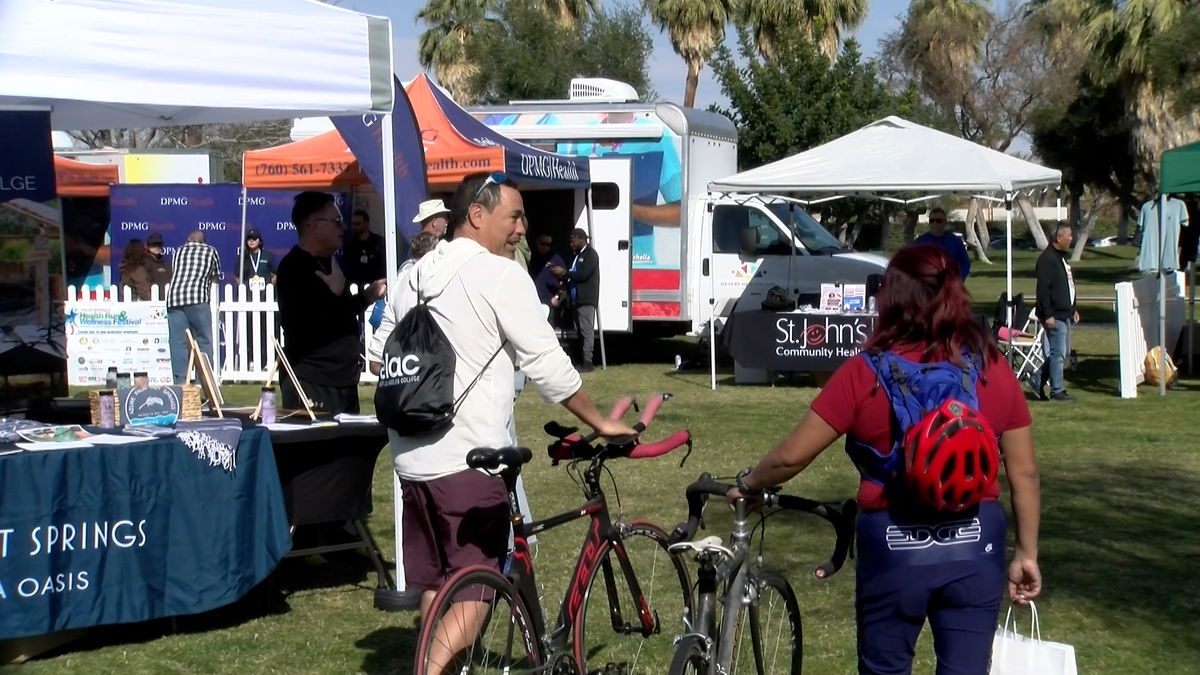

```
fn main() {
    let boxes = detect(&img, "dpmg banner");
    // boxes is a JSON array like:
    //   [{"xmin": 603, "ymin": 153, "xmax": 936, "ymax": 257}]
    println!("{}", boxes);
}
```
[
  {"xmin": 109, "ymin": 184, "xmax": 244, "ymax": 282},
  {"xmin": 332, "ymin": 76, "xmax": 429, "ymax": 248}
]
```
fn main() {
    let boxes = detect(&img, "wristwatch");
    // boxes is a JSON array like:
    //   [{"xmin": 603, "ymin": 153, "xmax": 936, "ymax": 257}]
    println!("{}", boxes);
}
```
[{"xmin": 735, "ymin": 467, "xmax": 762, "ymax": 495}]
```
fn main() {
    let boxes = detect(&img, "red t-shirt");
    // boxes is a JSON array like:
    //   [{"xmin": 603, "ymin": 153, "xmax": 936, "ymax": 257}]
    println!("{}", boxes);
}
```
[{"xmin": 811, "ymin": 347, "xmax": 1032, "ymax": 510}]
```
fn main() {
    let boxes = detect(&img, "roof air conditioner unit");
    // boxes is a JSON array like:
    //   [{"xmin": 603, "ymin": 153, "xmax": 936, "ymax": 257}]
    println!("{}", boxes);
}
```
[{"xmin": 569, "ymin": 78, "xmax": 639, "ymax": 102}]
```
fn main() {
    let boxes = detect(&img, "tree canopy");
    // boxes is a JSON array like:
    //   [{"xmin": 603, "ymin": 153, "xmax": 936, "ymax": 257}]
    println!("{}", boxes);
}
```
[
  {"xmin": 709, "ymin": 29, "xmax": 907, "ymax": 170},
  {"xmin": 467, "ymin": 0, "xmax": 653, "ymax": 103}
]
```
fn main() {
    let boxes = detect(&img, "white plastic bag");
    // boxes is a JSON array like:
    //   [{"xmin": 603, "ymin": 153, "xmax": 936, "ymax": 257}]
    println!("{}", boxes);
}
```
[{"xmin": 990, "ymin": 602, "xmax": 1078, "ymax": 674}]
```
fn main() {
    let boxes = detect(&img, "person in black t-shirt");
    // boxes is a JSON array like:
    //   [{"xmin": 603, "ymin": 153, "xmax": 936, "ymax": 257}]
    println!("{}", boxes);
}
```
[
  {"xmin": 276, "ymin": 193, "xmax": 386, "ymax": 414},
  {"xmin": 343, "ymin": 209, "xmax": 387, "ymax": 287}
]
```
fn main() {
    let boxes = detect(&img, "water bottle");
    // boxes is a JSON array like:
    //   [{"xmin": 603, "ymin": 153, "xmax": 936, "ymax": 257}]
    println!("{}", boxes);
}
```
[
  {"xmin": 98, "ymin": 390, "xmax": 115, "ymax": 428},
  {"xmin": 260, "ymin": 387, "xmax": 276, "ymax": 425},
  {"xmin": 115, "ymin": 372, "xmax": 132, "ymax": 389},
  {"xmin": 134, "ymin": 371, "xmax": 149, "ymax": 389},
  {"xmin": 105, "ymin": 367, "xmax": 119, "ymax": 389}
]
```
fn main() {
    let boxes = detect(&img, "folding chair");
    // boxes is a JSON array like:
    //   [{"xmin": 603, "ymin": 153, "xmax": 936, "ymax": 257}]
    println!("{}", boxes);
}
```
[{"xmin": 994, "ymin": 293, "xmax": 1045, "ymax": 384}]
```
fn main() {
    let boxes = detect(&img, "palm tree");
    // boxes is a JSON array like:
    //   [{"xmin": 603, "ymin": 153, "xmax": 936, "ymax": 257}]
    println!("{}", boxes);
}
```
[
  {"xmin": 540, "ymin": 0, "xmax": 598, "ymax": 29},
  {"xmin": 893, "ymin": 0, "xmax": 992, "ymax": 113},
  {"xmin": 738, "ymin": 0, "xmax": 869, "ymax": 61},
  {"xmin": 417, "ymin": 0, "xmax": 498, "ymax": 104},
  {"xmin": 645, "ymin": 0, "xmax": 736, "ymax": 107}
]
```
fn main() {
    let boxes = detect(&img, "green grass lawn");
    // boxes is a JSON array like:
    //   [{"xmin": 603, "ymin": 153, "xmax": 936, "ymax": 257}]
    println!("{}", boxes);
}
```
[{"xmin": 19, "ymin": 246, "xmax": 1200, "ymax": 673}]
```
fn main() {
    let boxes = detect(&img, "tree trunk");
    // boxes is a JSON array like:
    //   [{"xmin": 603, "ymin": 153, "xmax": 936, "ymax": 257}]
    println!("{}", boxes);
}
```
[
  {"xmin": 902, "ymin": 210, "xmax": 918, "ymax": 244},
  {"xmin": 1117, "ymin": 203, "xmax": 1132, "ymax": 244},
  {"xmin": 1070, "ymin": 194, "xmax": 1108, "ymax": 262},
  {"xmin": 879, "ymin": 208, "xmax": 893, "ymax": 251},
  {"xmin": 683, "ymin": 58, "xmax": 702, "ymax": 108},
  {"xmin": 847, "ymin": 212, "xmax": 866, "ymax": 249},
  {"xmin": 1015, "ymin": 196, "xmax": 1049, "ymax": 250},
  {"xmin": 962, "ymin": 198, "xmax": 986, "ymax": 261},
  {"xmin": 1069, "ymin": 190, "xmax": 1082, "ymax": 228},
  {"xmin": 968, "ymin": 201, "xmax": 993, "ymax": 265}
]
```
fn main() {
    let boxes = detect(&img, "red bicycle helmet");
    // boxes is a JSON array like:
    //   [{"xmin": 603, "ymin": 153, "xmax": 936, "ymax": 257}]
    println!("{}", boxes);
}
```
[{"xmin": 903, "ymin": 399, "xmax": 1000, "ymax": 512}]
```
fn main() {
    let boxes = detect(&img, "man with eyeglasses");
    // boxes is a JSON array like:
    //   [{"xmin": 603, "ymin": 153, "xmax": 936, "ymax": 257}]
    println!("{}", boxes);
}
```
[
  {"xmin": 381, "ymin": 172, "xmax": 634, "ymax": 668},
  {"xmin": 915, "ymin": 207, "xmax": 972, "ymax": 279},
  {"xmin": 275, "ymin": 191, "xmax": 386, "ymax": 414}
]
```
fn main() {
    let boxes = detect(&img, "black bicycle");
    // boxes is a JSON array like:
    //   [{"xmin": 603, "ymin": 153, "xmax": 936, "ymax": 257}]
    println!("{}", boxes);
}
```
[
  {"xmin": 414, "ymin": 394, "xmax": 694, "ymax": 675},
  {"xmin": 666, "ymin": 473, "xmax": 857, "ymax": 674}
]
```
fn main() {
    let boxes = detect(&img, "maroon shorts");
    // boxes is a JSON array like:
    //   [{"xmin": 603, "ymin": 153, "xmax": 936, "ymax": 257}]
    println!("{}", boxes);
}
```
[{"xmin": 401, "ymin": 469, "xmax": 509, "ymax": 594}]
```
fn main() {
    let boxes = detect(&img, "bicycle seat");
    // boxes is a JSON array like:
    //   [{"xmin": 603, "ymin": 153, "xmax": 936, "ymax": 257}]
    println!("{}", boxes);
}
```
[
  {"xmin": 668, "ymin": 535, "xmax": 733, "ymax": 560},
  {"xmin": 466, "ymin": 446, "xmax": 533, "ymax": 471}
]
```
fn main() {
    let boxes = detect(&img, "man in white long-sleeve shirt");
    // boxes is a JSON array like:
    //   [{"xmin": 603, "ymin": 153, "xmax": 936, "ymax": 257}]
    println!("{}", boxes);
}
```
[{"xmin": 370, "ymin": 172, "xmax": 634, "ymax": 670}]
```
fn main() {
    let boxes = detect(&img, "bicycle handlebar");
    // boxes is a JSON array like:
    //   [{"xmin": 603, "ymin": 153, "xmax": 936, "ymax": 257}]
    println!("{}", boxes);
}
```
[
  {"xmin": 667, "ymin": 472, "xmax": 857, "ymax": 580},
  {"xmin": 546, "ymin": 394, "xmax": 691, "ymax": 464}
]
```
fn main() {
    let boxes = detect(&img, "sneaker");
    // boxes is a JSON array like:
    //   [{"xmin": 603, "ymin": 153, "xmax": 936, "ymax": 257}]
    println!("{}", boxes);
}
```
[{"xmin": 1049, "ymin": 391, "xmax": 1075, "ymax": 402}]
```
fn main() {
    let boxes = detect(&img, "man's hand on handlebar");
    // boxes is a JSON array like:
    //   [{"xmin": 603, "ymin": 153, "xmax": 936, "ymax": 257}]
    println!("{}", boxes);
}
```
[
  {"xmin": 593, "ymin": 418, "xmax": 638, "ymax": 440},
  {"xmin": 725, "ymin": 486, "xmax": 764, "ymax": 512}
]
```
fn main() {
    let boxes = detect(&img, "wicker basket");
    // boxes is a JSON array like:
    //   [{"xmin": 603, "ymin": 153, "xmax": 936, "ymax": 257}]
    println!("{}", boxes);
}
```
[{"xmin": 88, "ymin": 385, "xmax": 202, "ymax": 425}]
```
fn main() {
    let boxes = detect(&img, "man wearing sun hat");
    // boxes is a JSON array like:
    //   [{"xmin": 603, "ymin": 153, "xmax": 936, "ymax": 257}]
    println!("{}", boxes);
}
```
[{"xmin": 412, "ymin": 199, "xmax": 450, "ymax": 238}]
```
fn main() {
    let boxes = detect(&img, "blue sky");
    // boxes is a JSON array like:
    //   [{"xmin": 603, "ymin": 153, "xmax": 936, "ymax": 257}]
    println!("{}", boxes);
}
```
[{"xmin": 347, "ymin": 0, "xmax": 912, "ymax": 107}]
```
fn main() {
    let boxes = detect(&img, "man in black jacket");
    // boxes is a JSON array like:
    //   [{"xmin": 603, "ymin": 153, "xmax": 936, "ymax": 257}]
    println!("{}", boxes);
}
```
[
  {"xmin": 1033, "ymin": 223, "xmax": 1079, "ymax": 402},
  {"xmin": 276, "ymin": 193, "xmax": 386, "ymax": 413},
  {"xmin": 553, "ymin": 228, "xmax": 600, "ymax": 372}
]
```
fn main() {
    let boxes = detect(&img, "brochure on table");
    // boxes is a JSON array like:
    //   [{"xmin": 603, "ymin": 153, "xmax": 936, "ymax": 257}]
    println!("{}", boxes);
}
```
[{"xmin": 65, "ymin": 300, "xmax": 173, "ymax": 385}]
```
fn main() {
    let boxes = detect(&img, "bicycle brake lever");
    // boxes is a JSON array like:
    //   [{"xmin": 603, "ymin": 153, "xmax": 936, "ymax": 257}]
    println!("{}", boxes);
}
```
[{"xmin": 677, "ymin": 437, "xmax": 693, "ymax": 468}]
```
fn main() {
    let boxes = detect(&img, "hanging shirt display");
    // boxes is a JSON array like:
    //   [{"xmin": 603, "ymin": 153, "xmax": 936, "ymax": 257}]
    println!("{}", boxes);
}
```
[{"xmin": 1136, "ymin": 198, "xmax": 1189, "ymax": 272}]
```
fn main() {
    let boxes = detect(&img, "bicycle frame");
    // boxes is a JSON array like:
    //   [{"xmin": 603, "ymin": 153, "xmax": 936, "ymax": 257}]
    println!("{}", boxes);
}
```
[{"xmin": 497, "ymin": 455, "xmax": 663, "ymax": 662}]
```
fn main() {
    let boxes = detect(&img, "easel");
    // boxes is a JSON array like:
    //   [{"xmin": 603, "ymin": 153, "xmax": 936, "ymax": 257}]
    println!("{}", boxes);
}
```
[
  {"xmin": 251, "ymin": 336, "xmax": 317, "ymax": 422},
  {"xmin": 184, "ymin": 328, "xmax": 223, "ymax": 418}
]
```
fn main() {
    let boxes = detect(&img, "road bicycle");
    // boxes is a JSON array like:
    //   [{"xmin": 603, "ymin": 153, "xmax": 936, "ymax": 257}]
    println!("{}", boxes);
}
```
[
  {"xmin": 414, "ymin": 394, "xmax": 694, "ymax": 675},
  {"xmin": 665, "ymin": 473, "xmax": 856, "ymax": 675}
]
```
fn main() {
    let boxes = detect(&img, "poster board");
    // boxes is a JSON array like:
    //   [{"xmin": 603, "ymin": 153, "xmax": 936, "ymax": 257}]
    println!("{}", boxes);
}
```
[
  {"xmin": 184, "ymin": 329, "xmax": 223, "ymax": 418},
  {"xmin": 65, "ymin": 300, "xmax": 172, "ymax": 386}
]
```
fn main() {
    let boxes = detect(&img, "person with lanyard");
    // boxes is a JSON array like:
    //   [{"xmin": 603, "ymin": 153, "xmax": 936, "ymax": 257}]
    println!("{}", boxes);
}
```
[
  {"xmin": 276, "ymin": 192, "xmax": 386, "ymax": 414},
  {"xmin": 239, "ymin": 229, "xmax": 276, "ymax": 293},
  {"xmin": 551, "ymin": 228, "xmax": 599, "ymax": 372},
  {"xmin": 728, "ymin": 244, "xmax": 1041, "ymax": 674}
]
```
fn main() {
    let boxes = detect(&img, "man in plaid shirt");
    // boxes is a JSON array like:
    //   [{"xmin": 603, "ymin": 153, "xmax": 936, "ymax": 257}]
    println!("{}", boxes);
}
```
[{"xmin": 167, "ymin": 231, "xmax": 222, "ymax": 384}]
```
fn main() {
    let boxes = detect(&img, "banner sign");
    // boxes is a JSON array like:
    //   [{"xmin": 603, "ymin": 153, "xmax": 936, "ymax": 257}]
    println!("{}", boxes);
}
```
[
  {"xmin": 237, "ymin": 189, "xmax": 350, "ymax": 272},
  {"xmin": 726, "ymin": 310, "xmax": 877, "ymax": 372},
  {"xmin": 65, "ymin": 300, "xmax": 172, "ymax": 386},
  {"xmin": 332, "ymin": 76, "xmax": 429, "ymax": 245},
  {"xmin": 0, "ymin": 428, "xmax": 291, "ymax": 639},
  {"xmin": 109, "ymin": 184, "xmax": 243, "ymax": 282},
  {"xmin": 0, "ymin": 111, "xmax": 56, "ymax": 204}
]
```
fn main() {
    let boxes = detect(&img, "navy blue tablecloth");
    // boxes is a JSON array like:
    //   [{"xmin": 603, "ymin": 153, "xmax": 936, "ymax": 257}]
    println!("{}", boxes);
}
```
[{"xmin": 0, "ymin": 428, "xmax": 291, "ymax": 639}]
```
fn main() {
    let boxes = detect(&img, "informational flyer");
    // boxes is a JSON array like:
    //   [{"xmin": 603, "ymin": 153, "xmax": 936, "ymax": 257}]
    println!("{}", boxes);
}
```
[
  {"xmin": 65, "ymin": 301, "xmax": 172, "ymax": 386},
  {"xmin": 819, "ymin": 284, "xmax": 843, "ymax": 312},
  {"xmin": 842, "ymin": 284, "xmax": 866, "ymax": 312}
]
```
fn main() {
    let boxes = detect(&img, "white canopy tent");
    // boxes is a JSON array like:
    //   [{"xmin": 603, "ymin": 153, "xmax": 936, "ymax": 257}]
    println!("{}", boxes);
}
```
[
  {"xmin": 706, "ymin": 116, "xmax": 1063, "ymax": 388},
  {"xmin": 0, "ymin": 0, "xmax": 394, "ymax": 129},
  {"xmin": 1, "ymin": 0, "xmax": 419, "ymax": 603}
]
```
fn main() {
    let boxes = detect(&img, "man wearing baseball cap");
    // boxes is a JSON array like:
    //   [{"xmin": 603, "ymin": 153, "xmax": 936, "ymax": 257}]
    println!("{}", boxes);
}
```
[
  {"xmin": 144, "ymin": 232, "xmax": 172, "ymax": 298},
  {"xmin": 412, "ymin": 199, "xmax": 450, "ymax": 238}
]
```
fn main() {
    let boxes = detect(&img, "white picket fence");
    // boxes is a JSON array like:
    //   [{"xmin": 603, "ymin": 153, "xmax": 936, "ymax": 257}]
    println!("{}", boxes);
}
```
[{"xmin": 67, "ymin": 283, "xmax": 382, "ymax": 385}]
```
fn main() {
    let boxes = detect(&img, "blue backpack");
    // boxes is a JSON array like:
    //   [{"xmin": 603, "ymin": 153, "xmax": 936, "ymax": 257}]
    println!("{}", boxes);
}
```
[{"xmin": 845, "ymin": 349, "xmax": 984, "ymax": 500}]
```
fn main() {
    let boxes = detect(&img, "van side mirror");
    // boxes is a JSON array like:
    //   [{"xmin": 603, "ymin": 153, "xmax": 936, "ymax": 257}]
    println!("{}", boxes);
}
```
[{"xmin": 739, "ymin": 228, "xmax": 758, "ymax": 255}]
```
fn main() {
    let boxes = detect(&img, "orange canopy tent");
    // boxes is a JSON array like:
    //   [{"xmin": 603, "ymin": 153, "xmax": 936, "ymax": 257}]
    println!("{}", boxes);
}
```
[
  {"xmin": 54, "ymin": 156, "xmax": 119, "ymax": 197},
  {"xmin": 243, "ymin": 75, "xmax": 510, "ymax": 191}
]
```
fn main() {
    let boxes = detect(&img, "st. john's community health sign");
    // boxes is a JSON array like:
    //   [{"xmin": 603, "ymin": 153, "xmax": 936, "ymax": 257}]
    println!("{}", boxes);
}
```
[{"xmin": 65, "ymin": 301, "xmax": 172, "ymax": 386}]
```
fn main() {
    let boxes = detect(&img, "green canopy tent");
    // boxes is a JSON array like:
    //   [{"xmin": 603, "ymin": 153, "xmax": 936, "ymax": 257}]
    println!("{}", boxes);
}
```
[{"xmin": 1153, "ymin": 141, "xmax": 1200, "ymax": 392}]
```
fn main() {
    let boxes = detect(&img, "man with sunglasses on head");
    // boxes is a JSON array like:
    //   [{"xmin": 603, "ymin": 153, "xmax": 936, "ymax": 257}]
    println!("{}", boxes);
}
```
[
  {"xmin": 915, "ymin": 207, "xmax": 972, "ymax": 279},
  {"xmin": 276, "ymin": 191, "xmax": 386, "ymax": 414},
  {"xmin": 381, "ymin": 172, "xmax": 634, "ymax": 667}
]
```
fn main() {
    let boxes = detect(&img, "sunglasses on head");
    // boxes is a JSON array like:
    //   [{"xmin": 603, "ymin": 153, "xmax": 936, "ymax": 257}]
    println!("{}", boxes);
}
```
[{"xmin": 472, "ymin": 172, "xmax": 508, "ymax": 202}]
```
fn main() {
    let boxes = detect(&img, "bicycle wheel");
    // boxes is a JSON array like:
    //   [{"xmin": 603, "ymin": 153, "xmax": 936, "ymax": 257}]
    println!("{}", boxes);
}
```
[
  {"xmin": 668, "ymin": 635, "xmax": 711, "ymax": 675},
  {"xmin": 573, "ymin": 521, "xmax": 693, "ymax": 675},
  {"xmin": 727, "ymin": 569, "xmax": 802, "ymax": 675},
  {"xmin": 415, "ymin": 565, "xmax": 542, "ymax": 675}
]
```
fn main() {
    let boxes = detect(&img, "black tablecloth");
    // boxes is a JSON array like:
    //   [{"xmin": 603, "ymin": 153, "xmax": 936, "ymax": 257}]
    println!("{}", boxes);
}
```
[{"xmin": 726, "ymin": 310, "xmax": 877, "ymax": 372}]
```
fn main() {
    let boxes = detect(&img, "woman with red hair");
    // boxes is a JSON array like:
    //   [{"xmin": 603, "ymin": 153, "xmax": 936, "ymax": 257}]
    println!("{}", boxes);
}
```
[{"xmin": 730, "ymin": 244, "xmax": 1041, "ymax": 673}]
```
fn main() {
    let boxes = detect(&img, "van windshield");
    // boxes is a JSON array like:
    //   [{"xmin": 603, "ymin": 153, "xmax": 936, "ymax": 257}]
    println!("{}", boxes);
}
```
[{"xmin": 765, "ymin": 203, "xmax": 845, "ymax": 254}]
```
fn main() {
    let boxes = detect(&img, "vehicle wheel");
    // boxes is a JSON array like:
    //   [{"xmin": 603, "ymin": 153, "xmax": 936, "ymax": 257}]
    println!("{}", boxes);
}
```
[
  {"xmin": 415, "ymin": 565, "xmax": 542, "ymax": 675},
  {"xmin": 668, "ymin": 635, "xmax": 711, "ymax": 675},
  {"xmin": 727, "ymin": 569, "xmax": 802, "ymax": 675},
  {"xmin": 573, "ymin": 521, "xmax": 693, "ymax": 674}
]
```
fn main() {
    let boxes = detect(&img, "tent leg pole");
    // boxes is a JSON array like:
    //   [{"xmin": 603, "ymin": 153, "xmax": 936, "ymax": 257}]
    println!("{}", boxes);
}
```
[
  {"xmin": 1159, "ymin": 193, "xmax": 1167, "ymax": 396},
  {"xmin": 1189, "ymin": 261, "xmax": 1195, "ymax": 375}
]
